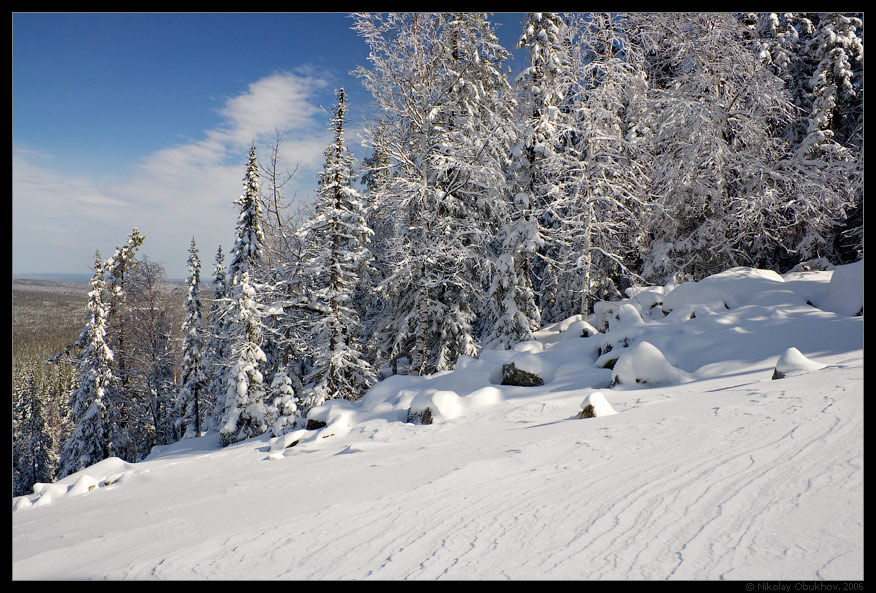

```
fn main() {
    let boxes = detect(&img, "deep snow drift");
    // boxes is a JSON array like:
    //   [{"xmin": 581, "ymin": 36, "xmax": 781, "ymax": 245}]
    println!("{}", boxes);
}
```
[{"xmin": 13, "ymin": 263, "xmax": 864, "ymax": 580}]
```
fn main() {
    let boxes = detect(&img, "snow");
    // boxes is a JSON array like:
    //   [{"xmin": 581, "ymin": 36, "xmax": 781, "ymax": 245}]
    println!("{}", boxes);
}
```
[
  {"xmin": 612, "ymin": 340, "xmax": 693, "ymax": 389},
  {"xmin": 773, "ymin": 347, "xmax": 826, "ymax": 378},
  {"xmin": 579, "ymin": 391, "xmax": 617, "ymax": 417},
  {"xmin": 13, "ymin": 264, "xmax": 863, "ymax": 580},
  {"xmin": 820, "ymin": 259, "xmax": 864, "ymax": 316}
]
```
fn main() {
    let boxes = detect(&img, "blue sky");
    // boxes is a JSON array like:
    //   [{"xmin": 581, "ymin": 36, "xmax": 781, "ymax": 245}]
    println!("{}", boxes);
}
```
[{"xmin": 13, "ymin": 12, "xmax": 527, "ymax": 280}]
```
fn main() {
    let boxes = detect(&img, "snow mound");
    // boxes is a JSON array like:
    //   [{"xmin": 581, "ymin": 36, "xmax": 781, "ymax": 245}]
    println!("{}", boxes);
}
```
[
  {"xmin": 532, "ymin": 314, "xmax": 599, "ymax": 344},
  {"xmin": 819, "ymin": 260, "xmax": 864, "ymax": 317},
  {"xmin": 623, "ymin": 286, "xmax": 667, "ymax": 321},
  {"xmin": 611, "ymin": 341, "xmax": 692, "ymax": 389},
  {"xmin": 503, "ymin": 351, "xmax": 554, "ymax": 385},
  {"xmin": 772, "ymin": 347, "xmax": 825, "ymax": 380},
  {"xmin": 13, "ymin": 457, "xmax": 140, "ymax": 511},
  {"xmin": 559, "ymin": 318, "xmax": 600, "ymax": 340},
  {"xmin": 662, "ymin": 281, "xmax": 733, "ymax": 318},
  {"xmin": 409, "ymin": 389, "xmax": 464, "ymax": 422},
  {"xmin": 579, "ymin": 391, "xmax": 618, "ymax": 417},
  {"xmin": 308, "ymin": 400, "xmax": 359, "ymax": 433}
]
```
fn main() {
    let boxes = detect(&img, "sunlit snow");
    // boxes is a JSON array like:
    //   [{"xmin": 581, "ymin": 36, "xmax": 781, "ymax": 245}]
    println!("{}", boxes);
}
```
[{"xmin": 13, "ymin": 263, "xmax": 863, "ymax": 580}]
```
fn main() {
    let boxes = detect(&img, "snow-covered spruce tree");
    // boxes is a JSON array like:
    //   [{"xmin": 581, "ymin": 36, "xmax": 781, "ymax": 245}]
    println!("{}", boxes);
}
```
[
  {"xmin": 797, "ymin": 13, "xmax": 863, "ymax": 160},
  {"xmin": 510, "ymin": 12, "xmax": 582, "ymax": 324},
  {"xmin": 58, "ymin": 251, "xmax": 115, "ymax": 478},
  {"xmin": 298, "ymin": 88, "xmax": 375, "ymax": 410},
  {"xmin": 483, "ymin": 219, "xmax": 542, "ymax": 351},
  {"xmin": 43, "ymin": 352, "xmax": 76, "ymax": 475},
  {"xmin": 267, "ymin": 365, "xmax": 300, "ymax": 437},
  {"xmin": 205, "ymin": 245, "xmax": 228, "ymax": 431},
  {"xmin": 551, "ymin": 12, "xmax": 651, "ymax": 315},
  {"xmin": 216, "ymin": 148, "xmax": 273, "ymax": 445},
  {"xmin": 358, "ymin": 118, "xmax": 400, "ymax": 363},
  {"xmin": 795, "ymin": 13, "xmax": 863, "ymax": 263},
  {"xmin": 749, "ymin": 12, "xmax": 863, "ymax": 268},
  {"xmin": 13, "ymin": 367, "xmax": 56, "ymax": 496},
  {"xmin": 432, "ymin": 12, "xmax": 521, "ymax": 353},
  {"xmin": 353, "ymin": 13, "xmax": 513, "ymax": 373},
  {"xmin": 353, "ymin": 13, "xmax": 452, "ymax": 375},
  {"xmin": 176, "ymin": 238, "xmax": 210, "ymax": 438},
  {"xmin": 103, "ymin": 227, "xmax": 144, "ymax": 395},
  {"xmin": 264, "ymin": 240, "xmax": 313, "ymax": 423},
  {"xmin": 629, "ymin": 13, "xmax": 798, "ymax": 282},
  {"xmin": 216, "ymin": 270, "xmax": 272, "ymax": 446},
  {"xmin": 229, "ymin": 144, "xmax": 266, "ymax": 287}
]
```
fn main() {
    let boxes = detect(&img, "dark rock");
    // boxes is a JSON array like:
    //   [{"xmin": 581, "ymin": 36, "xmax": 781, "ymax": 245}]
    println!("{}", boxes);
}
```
[
  {"xmin": 579, "ymin": 404, "xmax": 596, "ymax": 419},
  {"xmin": 599, "ymin": 357, "xmax": 618, "ymax": 370},
  {"xmin": 500, "ymin": 363, "xmax": 544, "ymax": 387},
  {"xmin": 305, "ymin": 419, "xmax": 327, "ymax": 430}
]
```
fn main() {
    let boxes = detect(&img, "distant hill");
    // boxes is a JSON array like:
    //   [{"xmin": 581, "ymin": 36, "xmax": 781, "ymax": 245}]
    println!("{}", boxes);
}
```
[{"xmin": 13, "ymin": 272, "xmax": 93, "ymax": 283}]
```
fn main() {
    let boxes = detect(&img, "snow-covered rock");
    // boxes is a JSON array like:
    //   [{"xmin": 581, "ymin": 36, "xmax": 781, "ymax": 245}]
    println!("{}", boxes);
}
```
[
  {"xmin": 772, "ymin": 347, "xmax": 825, "ymax": 380},
  {"xmin": 662, "ymin": 281, "xmax": 733, "ymax": 318},
  {"xmin": 611, "ymin": 341, "xmax": 692, "ymax": 389},
  {"xmin": 408, "ymin": 389, "xmax": 464, "ymax": 423},
  {"xmin": 819, "ymin": 260, "xmax": 864, "ymax": 317},
  {"xmin": 579, "ymin": 391, "xmax": 618, "ymax": 418}
]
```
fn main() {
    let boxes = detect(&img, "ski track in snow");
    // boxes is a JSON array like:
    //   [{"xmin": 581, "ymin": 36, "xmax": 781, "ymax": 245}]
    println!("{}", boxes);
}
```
[{"xmin": 76, "ymin": 366, "xmax": 860, "ymax": 581}]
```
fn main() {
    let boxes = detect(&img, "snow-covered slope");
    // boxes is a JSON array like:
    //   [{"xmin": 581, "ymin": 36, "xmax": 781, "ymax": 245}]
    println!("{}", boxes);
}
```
[{"xmin": 12, "ymin": 264, "xmax": 864, "ymax": 580}]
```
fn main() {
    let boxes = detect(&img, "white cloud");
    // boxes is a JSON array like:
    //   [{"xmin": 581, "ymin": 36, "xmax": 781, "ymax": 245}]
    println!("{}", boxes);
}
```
[
  {"xmin": 218, "ymin": 71, "xmax": 329, "ymax": 147},
  {"xmin": 13, "ymin": 71, "xmax": 334, "ymax": 279}
]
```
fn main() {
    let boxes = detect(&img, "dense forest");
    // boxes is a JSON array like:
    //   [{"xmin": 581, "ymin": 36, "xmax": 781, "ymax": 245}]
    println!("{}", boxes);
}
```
[{"xmin": 13, "ymin": 13, "xmax": 863, "ymax": 496}]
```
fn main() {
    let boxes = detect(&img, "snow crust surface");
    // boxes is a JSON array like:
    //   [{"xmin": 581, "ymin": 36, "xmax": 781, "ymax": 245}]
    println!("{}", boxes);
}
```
[{"xmin": 13, "ymin": 264, "xmax": 864, "ymax": 580}]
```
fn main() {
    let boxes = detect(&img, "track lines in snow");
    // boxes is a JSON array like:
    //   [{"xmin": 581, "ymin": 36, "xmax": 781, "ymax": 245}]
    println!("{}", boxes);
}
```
[{"xmin": 108, "ymin": 368, "xmax": 863, "ymax": 580}]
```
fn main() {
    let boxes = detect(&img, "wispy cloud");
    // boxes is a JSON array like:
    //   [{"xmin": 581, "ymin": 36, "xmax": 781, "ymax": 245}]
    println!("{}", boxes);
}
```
[
  {"xmin": 13, "ymin": 70, "xmax": 334, "ymax": 278},
  {"xmin": 218, "ymin": 71, "xmax": 329, "ymax": 148}
]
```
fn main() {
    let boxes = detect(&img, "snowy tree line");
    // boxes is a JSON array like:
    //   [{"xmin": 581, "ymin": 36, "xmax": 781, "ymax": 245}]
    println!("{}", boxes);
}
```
[
  {"xmin": 13, "ymin": 235, "xmax": 186, "ymax": 494},
  {"xmin": 13, "ymin": 12, "xmax": 862, "ymax": 496}
]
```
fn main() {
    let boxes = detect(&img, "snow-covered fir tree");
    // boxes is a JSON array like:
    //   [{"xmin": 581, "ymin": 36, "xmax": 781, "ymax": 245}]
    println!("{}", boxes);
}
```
[
  {"xmin": 217, "ymin": 270, "xmax": 271, "ymax": 445},
  {"xmin": 298, "ymin": 88, "xmax": 375, "ymax": 409},
  {"xmin": 13, "ymin": 367, "xmax": 56, "ymax": 496},
  {"xmin": 58, "ymin": 251, "xmax": 115, "ymax": 478},
  {"xmin": 358, "ymin": 118, "xmax": 400, "ymax": 361},
  {"xmin": 267, "ymin": 366, "xmax": 300, "ymax": 437},
  {"xmin": 737, "ymin": 13, "xmax": 862, "ymax": 269},
  {"xmin": 354, "ymin": 13, "xmax": 454, "ymax": 375},
  {"xmin": 354, "ymin": 12, "xmax": 515, "ymax": 373},
  {"xmin": 102, "ymin": 227, "xmax": 144, "ymax": 397},
  {"xmin": 229, "ymin": 144, "xmax": 266, "ymax": 286},
  {"xmin": 629, "ymin": 12, "xmax": 801, "ymax": 282},
  {"xmin": 205, "ymin": 245, "xmax": 229, "ymax": 430},
  {"xmin": 794, "ymin": 13, "xmax": 863, "ymax": 263},
  {"xmin": 510, "ymin": 12, "xmax": 582, "ymax": 324},
  {"xmin": 176, "ymin": 238, "xmax": 209, "ymax": 438},
  {"xmin": 798, "ymin": 13, "xmax": 863, "ymax": 159},
  {"xmin": 216, "ymin": 148, "xmax": 272, "ymax": 445}
]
